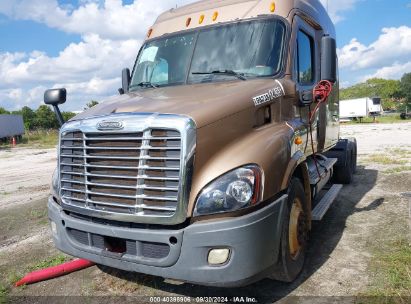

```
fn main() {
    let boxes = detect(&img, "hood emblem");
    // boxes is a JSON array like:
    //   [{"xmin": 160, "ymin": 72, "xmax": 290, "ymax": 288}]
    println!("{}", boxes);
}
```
[{"xmin": 97, "ymin": 120, "xmax": 124, "ymax": 131}]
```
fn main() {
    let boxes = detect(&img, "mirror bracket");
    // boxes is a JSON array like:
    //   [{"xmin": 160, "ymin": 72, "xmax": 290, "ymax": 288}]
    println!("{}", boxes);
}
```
[{"xmin": 52, "ymin": 105, "xmax": 65, "ymax": 127}]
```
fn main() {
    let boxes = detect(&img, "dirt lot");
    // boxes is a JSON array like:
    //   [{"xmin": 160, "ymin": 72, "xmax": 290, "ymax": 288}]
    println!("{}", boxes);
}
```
[{"xmin": 0, "ymin": 123, "xmax": 410, "ymax": 304}]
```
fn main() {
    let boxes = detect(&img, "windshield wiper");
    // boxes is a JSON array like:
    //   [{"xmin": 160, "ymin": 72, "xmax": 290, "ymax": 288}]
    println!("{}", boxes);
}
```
[
  {"xmin": 130, "ymin": 82, "xmax": 158, "ymax": 89},
  {"xmin": 192, "ymin": 70, "xmax": 247, "ymax": 81}
]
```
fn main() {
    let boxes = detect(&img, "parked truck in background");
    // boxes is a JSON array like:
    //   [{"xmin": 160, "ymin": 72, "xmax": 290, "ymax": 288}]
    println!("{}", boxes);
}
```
[
  {"xmin": 340, "ymin": 97, "xmax": 383, "ymax": 121},
  {"xmin": 0, "ymin": 114, "xmax": 25, "ymax": 140},
  {"xmin": 44, "ymin": 0, "xmax": 357, "ymax": 286}
]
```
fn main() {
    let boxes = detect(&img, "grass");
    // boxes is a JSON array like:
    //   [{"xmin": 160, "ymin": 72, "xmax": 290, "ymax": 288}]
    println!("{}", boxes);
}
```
[
  {"xmin": 363, "ymin": 239, "xmax": 411, "ymax": 301},
  {"xmin": 344, "ymin": 115, "xmax": 408, "ymax": 124},
  {"xmin": 0, "ymin": 282, "xmax": 7, "ymax": 304},
  {"xmin": 0, "ymin": 254, "xmax": 71, "ymax": 296},
  {"xmin": 384, "ymin": 166, "xmax": 411, "ymax": 174},
  {"xmin": 7, "ymin": 272, "xmax": 22, "ymax": 286},
  {"xmin": 27, "ymin": 254, "xmax": 70, "ymax": 272},
  {"xmin": 386, "ymin": 148, "xmax": 411, "ymax": 157},
  {"xmin": 29, "ymin": 208, "xmax": 48, "ymax": 220},
  {"xmin": 0, "ymin": 129, "xmax": 58, "ymax": 149},
  {"xmin": 367, "ymin": 154, "xmax": 408, "ymax": 165}
]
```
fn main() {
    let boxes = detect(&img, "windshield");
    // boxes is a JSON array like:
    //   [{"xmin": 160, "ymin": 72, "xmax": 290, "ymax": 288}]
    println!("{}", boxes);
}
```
[{"xmin": 130, "ymin": 18, "xmax": 286, "ymax": 90}]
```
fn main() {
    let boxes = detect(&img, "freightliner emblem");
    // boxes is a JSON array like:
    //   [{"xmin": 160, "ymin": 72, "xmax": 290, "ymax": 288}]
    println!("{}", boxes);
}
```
[{"xmin": 97, "ymin": 120, "xmax": 124, "ymax": 130}]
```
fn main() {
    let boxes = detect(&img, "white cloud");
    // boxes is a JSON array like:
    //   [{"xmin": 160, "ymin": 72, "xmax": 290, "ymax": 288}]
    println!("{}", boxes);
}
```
[
  {"xmin": 362, "ymin": 61, "xmax": 411, "ymax": 81},
  {"xmin": 0, "ymin": 0, "xmax": 194, "ymax": 40},
  {"xmin": 338, "ymin": 26, "xmax": 411, "ymax": 71},
  {"xmin": 0, "ymin": 34, "xmax": 142, "ymax": 110},
  {"xmin": 54, "ymin": 77, "xmax": 121, "ymax": 96},
  {"xmin": 1, "ymin": 34, "xmax": 141, "ymax": 85},
  {"xmin": 319, "ymin": 0, "xmax": 360, "ymax": 23},
  {"xmin": 0, "ymin": 0, "xmax": 198, "ymax": 110},
  {"xmin": 0, "ymin": 86, "xmax": 47, "ymax": 109}
]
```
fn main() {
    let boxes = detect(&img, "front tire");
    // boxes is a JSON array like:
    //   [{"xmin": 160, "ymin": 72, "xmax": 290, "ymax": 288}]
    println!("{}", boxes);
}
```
[{"xmin": 270, "ymin": 178, "xmax": 308, "ymax": 282}]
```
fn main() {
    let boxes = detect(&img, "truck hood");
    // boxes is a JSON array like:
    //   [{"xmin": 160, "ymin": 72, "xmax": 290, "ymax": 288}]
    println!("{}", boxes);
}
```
[{"xmin": 72, "ymin": 79, "xmax": 280, "ymax": 128}]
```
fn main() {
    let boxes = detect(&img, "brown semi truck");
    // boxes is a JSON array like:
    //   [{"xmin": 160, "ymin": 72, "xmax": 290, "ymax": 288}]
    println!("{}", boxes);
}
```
[{"xmin": 44, "ymin": 0, "xmax": 357, "ymax": 286}]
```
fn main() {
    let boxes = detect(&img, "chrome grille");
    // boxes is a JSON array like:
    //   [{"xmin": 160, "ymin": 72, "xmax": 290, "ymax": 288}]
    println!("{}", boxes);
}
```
[{"xmin": 60, "ymin": 129, "xmax": 182, "ymax": 217}]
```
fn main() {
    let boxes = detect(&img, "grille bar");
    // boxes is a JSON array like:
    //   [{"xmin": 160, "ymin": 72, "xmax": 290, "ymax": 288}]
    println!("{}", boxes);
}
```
[
  {"xmin": 62, "ymin": 179, "xmax": 178, "ymax": 191},
  {"xmin": 61, "ymin": 171, "xmax": 180, "ymax": 181},
  {"xmin": 66, "ymin": 197, "xmax": 177, "ymax": 212},
  {"xmin": 62, "ymin": 136, "xmax": 180, "ymax": 141},
  {"xmin": 62, "ymin": 187, "xmax": 179, "ymax": 201},
  {"xmin": 61, "ymin": 154, "xmax": 180, "ymax": 161},
  {"xmin": 61, "ymin": 145, "xmax": 181, "ymax": 151},
  {"xmin": 60, "ymin": 163, "xmax": 180, "ymax": 171}
]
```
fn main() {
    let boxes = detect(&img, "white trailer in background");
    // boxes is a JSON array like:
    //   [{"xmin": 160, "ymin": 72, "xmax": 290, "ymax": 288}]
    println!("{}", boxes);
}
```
[
  {"xmin": 0, "ymin": 115, "xmax": 25, "ymax": 139},
  {"xmin": 340, "ymin": 97, "xmax": 383, "ymax": 120}
]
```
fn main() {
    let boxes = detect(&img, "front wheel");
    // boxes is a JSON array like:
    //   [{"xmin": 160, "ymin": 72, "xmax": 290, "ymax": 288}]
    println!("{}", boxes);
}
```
[{"xmin": 270, "ymin": 178, "xmax": 308, "ymax": 282}]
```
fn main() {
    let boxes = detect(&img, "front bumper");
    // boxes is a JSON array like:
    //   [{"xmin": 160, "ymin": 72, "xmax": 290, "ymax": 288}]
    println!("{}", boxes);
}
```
[{"xmin": 48, "ymin": 195, "xmax": 287, "ymax": 287}]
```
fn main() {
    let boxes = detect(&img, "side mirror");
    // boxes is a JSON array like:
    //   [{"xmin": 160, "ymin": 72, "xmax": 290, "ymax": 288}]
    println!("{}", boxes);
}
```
[
  {"xmin": 321, "ymin": 36, "xmax": 337, "ymax": 83},
  {"xmin": 44, "ymin": 88, "xmax": 66, "ymax": 106},
  {"xmin": 44, "ymin": 88, "xmax": 66, "ymax": 126},
  {"xmin": 121, "ymin": 68, "xmax": 131, "ymax": 94}
]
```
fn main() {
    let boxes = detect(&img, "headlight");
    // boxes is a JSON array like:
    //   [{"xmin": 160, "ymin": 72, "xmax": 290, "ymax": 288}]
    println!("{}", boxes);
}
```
[
  {"xmin": 51, "ymin": 168, "xmax": 60, "ymax": 199},
  {"xmin": 193, "ymin": 165, "xmax": 262, "ymax": 216}
]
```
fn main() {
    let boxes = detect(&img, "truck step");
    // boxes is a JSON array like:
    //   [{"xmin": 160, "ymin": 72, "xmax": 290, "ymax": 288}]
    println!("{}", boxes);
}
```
[
  {"xmin": 312, "ymin": 184, "xmax": 343, "ymax": 221},
  {"xmin": 308, "ymin": 157, "xmax": 338, "ymax": 185}
]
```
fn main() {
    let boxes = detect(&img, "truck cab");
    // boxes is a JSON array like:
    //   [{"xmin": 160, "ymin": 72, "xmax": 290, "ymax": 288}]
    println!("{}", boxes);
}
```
[{"xmin": 45, "ymin": 0, "xmax": 357, "ymax": 287}]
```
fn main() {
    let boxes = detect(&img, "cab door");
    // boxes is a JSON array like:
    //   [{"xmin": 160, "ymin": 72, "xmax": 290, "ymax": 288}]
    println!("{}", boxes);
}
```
[{"xmin": 292, "ymin": 15, "xmax": 338, "ymax": 153}]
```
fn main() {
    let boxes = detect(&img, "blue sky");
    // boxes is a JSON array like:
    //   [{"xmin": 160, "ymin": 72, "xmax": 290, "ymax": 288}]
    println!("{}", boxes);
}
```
[{"xmin": 0, "ymin": 0, "xmax": 410, "ymax": 111}]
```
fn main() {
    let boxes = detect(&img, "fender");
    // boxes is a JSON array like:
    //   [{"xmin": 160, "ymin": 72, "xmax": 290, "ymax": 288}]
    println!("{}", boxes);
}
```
[
  {"xmin": 281, "ymin": 150, "xmax": 313, "ymax": 229},
  {"xmin": 187, "ymin": 109, "xmax": 294, "ymax": 216}
]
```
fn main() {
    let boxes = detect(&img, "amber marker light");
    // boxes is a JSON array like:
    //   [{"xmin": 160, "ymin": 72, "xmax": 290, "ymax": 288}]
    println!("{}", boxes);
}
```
[
  {"xmin": 295, "ymin": 136, "xmax": 303, "ymax": 145},
  {"xmin": 147, "ymin": 28, "xmax": 153, "ymax": 38},
  {"xmin": 199, "ymin": 14, "xmax": 205, "ymax": 24},
  {"xmin": 186, "ymin": 17, "xmax": 192, "ymax": 27},
  {"xmin": 212, "ymin": 11, "xmax": 218, "ymax": 21},
  {"xmin": 270, "ymin": 2, "xmax": 276, "ymax": 12}
]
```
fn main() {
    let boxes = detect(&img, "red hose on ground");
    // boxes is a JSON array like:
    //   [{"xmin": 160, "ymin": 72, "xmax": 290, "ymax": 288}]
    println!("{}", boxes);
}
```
[{"xmin": 15, "ymin": 259, "xmax": 95, "ymax": 287}]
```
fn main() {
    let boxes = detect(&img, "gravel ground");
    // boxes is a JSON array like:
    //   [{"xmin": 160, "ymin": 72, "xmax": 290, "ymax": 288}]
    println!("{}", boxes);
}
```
[
  {"xmin": 0, "ymin": 123, "xmax": 410, "ymax": 303},
  {"xmin": 0, "ymin": 148, "xmax": 56, "ymax": 210},
  {"xmin": 340, "ymin": 122, "xmax": 411, "ymax": 154}
]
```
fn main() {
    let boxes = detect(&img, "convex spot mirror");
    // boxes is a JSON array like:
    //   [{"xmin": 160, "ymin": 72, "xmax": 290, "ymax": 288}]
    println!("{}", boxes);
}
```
[
  {"xmin": 321, "ymin": 36, "xmax": 337, "ymax": 83},
  {"xmin": 44, "ymin": 88, "xmax": 67, "ymax": 106}
]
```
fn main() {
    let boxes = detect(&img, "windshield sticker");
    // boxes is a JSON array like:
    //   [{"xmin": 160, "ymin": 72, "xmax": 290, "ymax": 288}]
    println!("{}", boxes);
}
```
[{"xmin": 253, "ymin": 80, "xmax": 285, "ymax": 106}]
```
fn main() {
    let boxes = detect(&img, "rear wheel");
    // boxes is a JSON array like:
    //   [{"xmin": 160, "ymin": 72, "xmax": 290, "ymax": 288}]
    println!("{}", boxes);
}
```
[
  {"xmin": 333, "ymin": 138, "xmax": 357, "ymax": 184},
  {"xmin": 270, "ymin": 178, "xmax": 308, "ymax": 282}
]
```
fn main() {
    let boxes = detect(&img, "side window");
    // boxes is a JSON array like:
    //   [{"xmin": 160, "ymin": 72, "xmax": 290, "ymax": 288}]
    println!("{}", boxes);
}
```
[{"xmin": 297, "ymin": 30, "xmax": 314, "ymax": 84}]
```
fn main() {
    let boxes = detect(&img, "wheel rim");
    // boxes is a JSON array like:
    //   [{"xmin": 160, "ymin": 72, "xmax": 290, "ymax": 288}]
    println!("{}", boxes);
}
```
[{"xmin": 288, "ymin": 198, "xmax": 305, "ymax": 260}]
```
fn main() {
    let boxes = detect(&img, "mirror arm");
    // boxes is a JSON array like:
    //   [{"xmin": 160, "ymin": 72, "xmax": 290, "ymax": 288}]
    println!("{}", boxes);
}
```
[{"xmin": 52, "ymin": 105, "xmax": 65, "ymax": 127}]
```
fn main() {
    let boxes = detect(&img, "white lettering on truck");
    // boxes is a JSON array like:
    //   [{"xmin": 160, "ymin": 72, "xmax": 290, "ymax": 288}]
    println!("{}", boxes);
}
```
[{"xmin": 252, "ymin": 80, "xmax": 285, "ymax": 106}]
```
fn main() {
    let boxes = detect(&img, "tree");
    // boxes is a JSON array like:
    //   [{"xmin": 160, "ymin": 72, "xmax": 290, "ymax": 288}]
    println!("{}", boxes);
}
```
[
  {"xmin": 62, "ymin": 111, "xmax": 76, "ymax": 122},
  {"xmin": 340, "ymin": 78, "xmax": 404, "ymax": 111},
  {"xmin": 21, "ymin": 106, "xmax": 36, "ymax": 130},
  {"xmin": 400, "ymin": 73, "xmax": 411, "ymax": 112},
  {"xmin": 0, "ymin": 107, "xmax": 10, "ymax": 114},
  {"xmin": 85, "ymin": 100, "xmax": 99, "ymax": 110},
  {"xmin": 34, "ymin": 105, "xmax": 59, "ymax": 129}
]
